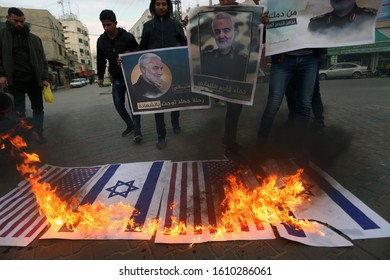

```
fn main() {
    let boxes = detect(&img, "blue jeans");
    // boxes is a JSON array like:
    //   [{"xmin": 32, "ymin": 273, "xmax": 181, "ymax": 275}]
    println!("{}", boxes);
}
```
[
  {"xmin": 258, "ymin": 53, "xmax": 318, "ymax": 138},
  {"xmin": 112, "ymin": 78, "xmax": 139, "ymax": 131}
]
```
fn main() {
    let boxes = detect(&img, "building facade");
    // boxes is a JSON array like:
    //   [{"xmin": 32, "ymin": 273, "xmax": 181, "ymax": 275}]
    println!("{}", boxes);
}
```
[{"xmin": 60, "ymin": 13, "xmax": 93, "ymax": 79}]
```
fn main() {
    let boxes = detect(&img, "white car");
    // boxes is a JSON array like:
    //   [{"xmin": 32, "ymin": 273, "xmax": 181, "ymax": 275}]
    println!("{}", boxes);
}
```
[
  {"xmin": 319, "ymin": 63, "xmax": 369, "ymax": 80},
  {"xmin": 70, "ymin": 78, "xmax": 83, "ymax": 88},
  {"xmin": 79, "ymin": 78, "xmax": 88, "ymax": 86}
]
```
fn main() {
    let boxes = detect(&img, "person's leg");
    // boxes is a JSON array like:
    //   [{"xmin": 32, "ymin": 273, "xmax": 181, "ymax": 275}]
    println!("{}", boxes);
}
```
[
  {"xmin": 171, "ymin": 111, "xmax": 181, "ymax": 134},
  {"xmin": 294, "ymin": 54, "xmax": 318, "ymax": 143},
  {"xmin": 8, "ymin": 82, "xmax": 27, "ymax": 118},
  {"xmin": 258, "ymin": 56, "xmax": 294, "ymax": 139},
  {"xmin": 154, "ymin": 113, "xmax": 166, "ymax": 149},
  {"xmin": 285, "ymin": 76, "xmax": 297, "ymax": 122},
  {"xmin": 25, "ymin": 80, "xmax": 45, "ymax": 142},
  {"xmin": 133, "ymin": 114, "xmax": 143, "ymax": 143},
  {"xmin": 223, "ymin": 102, "xmax": 242, "ymax": 148},
  {"xmin": 311, "ymin": 69, "xmax": 325, "ymax": 127},
  {"xmin": 111, "ymin": 79, "xmax": 134, "ymax": 136}
]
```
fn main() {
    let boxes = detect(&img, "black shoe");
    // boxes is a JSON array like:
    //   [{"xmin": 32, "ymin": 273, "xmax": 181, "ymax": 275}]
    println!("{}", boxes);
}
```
[
  {"xmin": 221, "ymin": 138, "xmax": 243, "ymax": 150},
  {"xmin": 310, "ymin": 120, "xmax": 325, "ymax": 131},
  {"xmin": 122, "ymin": 127, "xmax": 134, "ymax": 137},
  {"xmin": 134, "ymin": 133, "xmax": 143, "ymax": 143},
  {"xmin": 156, "ymin": 138, "xmax": 166, "ymax": 149},
  {"xmin": 224, "ymin": 146, "xmax": 247, "ymax": 163},
  {"xmin": 173, "ymin": 126, "xmax": 182, "ymax": 134}
]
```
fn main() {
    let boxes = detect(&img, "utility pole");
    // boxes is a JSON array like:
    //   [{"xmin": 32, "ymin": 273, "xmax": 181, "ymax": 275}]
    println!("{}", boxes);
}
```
[{"xmin": 57, "ymin": 0, "xmax": 65, "ymax": 17}]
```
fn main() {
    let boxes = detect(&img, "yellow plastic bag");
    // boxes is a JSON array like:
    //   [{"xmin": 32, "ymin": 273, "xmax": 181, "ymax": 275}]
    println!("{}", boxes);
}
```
[{"xmin": 43, "ymin": 85, "xmax": 54, "ymax": 103}]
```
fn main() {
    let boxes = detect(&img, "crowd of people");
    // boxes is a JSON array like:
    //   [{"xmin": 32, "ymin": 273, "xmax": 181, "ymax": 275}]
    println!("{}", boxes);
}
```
[{"xmin": 1, "ymin": 0, "xmax": 331, "ymax": 164}]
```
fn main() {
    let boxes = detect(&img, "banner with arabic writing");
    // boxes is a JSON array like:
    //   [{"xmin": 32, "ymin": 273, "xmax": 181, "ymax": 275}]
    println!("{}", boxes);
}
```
[{"xmin": 266, "ymin": 0, "xmax": 384, "ymax": 56}]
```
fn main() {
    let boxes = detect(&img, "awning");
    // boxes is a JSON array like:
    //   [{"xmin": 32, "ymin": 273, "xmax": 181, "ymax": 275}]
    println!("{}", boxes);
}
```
[{"xmin": 327, "ymin": 29, "xmax": 390, "ymax": 55}]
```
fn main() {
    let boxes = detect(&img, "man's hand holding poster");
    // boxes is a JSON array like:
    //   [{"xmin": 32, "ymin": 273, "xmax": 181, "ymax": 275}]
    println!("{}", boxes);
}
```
[
  {"xmin": 266, "ymin": 0, "xmax": 384, "ymax": 56},
  {"xmin": 120, "ymin": 47, "xmax": 210, "ymax": 115},
  {"xmin": 188, "ymin": 5, "xmax": 264, "ymax": 106}
]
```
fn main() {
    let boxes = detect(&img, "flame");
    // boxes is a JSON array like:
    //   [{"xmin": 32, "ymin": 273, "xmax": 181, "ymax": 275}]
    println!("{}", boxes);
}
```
[
  {"xmin": 1, "ymin": 121, "xmax": 145, "ymax": 234},
  {"xmin": 2, "ymin": 119, "xmax": 319, "ymax": 240},
  {"xmin": 222, "ymin": 170, "xmax": 316, "ymax": 232},
  {"xmin": 162, "ymin": 169, "xmax": 320, "ymax": 239}
]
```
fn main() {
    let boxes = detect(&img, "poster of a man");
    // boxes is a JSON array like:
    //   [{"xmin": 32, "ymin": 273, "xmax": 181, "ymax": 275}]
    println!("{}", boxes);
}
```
[
  {"xmin": 264, "ymin": 0, "xmax": 383, "ymax": 56},
  {"xmin": 133, "ymin": 53, "xmax": 171, "ymax": 98},
  {"xmin": 189, "ymin": 5, "xmax": 264, "ymax": 106},
  {"xmin": 308, "ymin": 0, "xmax": 378, "ymax": 34},
  {"xmin": 201, "ymin": 12, "xmax": 248, "ymax": 82},
  {"xmin": 120, "ymin": 47, "xmax": 210, "ymax": 115}
]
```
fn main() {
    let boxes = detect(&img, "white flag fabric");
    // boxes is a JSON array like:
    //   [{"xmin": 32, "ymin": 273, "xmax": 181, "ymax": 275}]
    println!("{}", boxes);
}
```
[
  {"xmin": 0, "ymin": 164, "xmax": 105, "ymax": 247},
  {"xmin": 258, "ymin": 159, "xmax": 390, "ymax": 247},
  {"xmin": 1, "ymin": 159, "xmax": 389, "ymax": 247},
  {"xmin": 155, "ymin": 160, "xmax": 276, "ymax": 243},
  {"xmin": 41, "ymin": 161, "xmax": 171, "ymax": 240}
]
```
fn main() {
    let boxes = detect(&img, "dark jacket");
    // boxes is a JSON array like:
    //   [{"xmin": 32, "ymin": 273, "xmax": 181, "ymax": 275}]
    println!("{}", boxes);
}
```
[
  {"xmin": 96, "ymin": 28, "xmax": 139, "ymax": 80},
  {"xmin": 133, "ymin": 75, "xmax": 164, "ymax": 98},
  {"xmin": 139, "ymin": 0, "xmax": 187, "ymax": 50},
  {"xmin": 0, "ymin": 21, "xmax": 49, "ymax": 86}
]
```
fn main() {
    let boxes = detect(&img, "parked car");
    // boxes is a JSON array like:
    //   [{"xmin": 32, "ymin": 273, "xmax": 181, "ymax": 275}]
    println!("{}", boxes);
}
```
[
  {"xmin": 70, "ymin": 78, "xmax": 83, "ymax": 88},
  {"xmin": 319, "ymin": 62, "xmax": 369, "ymax": 80},
  {"xmin": 79, "ymin": 78, "xmax": 87, "ymax": 86}
]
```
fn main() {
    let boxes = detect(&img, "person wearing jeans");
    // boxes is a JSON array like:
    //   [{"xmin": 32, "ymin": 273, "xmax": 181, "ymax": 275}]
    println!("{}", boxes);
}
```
[
  {"xmin": 97, "ymin": 9, "xmax": 139, "ymax": 138},
  {"xmin": 111, "ymin": 79, "xmax": 140, "ymax": 136},
  {"xmin": 257, "ymin": 49, "xmax": 319, "ymax": 158}
]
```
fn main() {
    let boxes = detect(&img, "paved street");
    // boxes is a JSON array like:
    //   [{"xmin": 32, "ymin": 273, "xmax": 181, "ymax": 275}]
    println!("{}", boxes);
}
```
[{"xmin": 0, "ymin": 77, "xmax": 389, "ymax": 260}]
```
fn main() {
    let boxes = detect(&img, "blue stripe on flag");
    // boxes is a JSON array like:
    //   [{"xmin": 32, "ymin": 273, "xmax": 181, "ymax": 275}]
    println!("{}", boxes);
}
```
[
  {"xmin": 131, "ymin": 161, "xmax": 164, "ymax": 227},
  {"xmin": 283, "ymin": 223, "xmax": 307, "ymax": 237},
  {"xmin": 305, "ymin": 165, "xmax": 380, "ymax": 230},
  {"xmin": 281, "ymin": 210, "xmax": 306, "ymax": 237},
  {"xmin": 79, "ymin": 164, "xmax": 120, "ymax": 205}
]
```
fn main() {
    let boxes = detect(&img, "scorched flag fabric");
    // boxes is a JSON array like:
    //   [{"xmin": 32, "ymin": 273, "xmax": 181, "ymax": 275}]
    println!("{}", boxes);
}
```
[
  {"xmin": 0, "ymin": 164, "xmax": 105, "ymax": 247},
  {"xmin": 257, "ymin": 159, "xmax": 390, "ymax": 247},
  {"xmin": 155, "ymin": 160, "xmax": 276, "ymax": 243},
  {"xmin": 40, "ymin": 161, "xmax": 170, "ymax": 240}
]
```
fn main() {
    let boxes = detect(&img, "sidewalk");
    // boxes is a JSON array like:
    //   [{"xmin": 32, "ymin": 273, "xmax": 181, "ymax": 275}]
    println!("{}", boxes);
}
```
[{"xmin": 1, "ymin": 79, "xmax": 389, "ymax": 259}]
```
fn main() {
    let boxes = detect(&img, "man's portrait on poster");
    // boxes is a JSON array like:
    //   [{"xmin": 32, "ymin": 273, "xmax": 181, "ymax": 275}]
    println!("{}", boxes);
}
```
[
  {"xmin": 200, "ymin": 11, "xmax": 250, "ymax": 82},
  {"xmin": 308, "ymin": 0, "xmax": 377, "ymax": 35},
  {"xmin": 131, "ymin": 53, "xmax": 172, "ymax": 99}
]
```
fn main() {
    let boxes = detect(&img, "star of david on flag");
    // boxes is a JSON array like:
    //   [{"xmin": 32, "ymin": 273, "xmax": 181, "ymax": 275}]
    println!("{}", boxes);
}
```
[{"xmin": 106, "ymin": 180, "xmax": 139, "ymax": 198}]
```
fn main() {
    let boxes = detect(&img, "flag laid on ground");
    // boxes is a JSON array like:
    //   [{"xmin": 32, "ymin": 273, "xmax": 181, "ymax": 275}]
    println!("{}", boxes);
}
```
[
  {"xmin": 0, "ymin": 164, "xmax": 105, "ymax": 247},
  {"xmin": 155, "ymin": 160, "xmax": 276, "ymax": 243},
  {"xmin": 257, "ymin": 158, "xmax": 390, "ymax": 247},
  {"xmin": 40, "ymin": 161, "xmax": 170, "ymax": 241},
  {"xmin": 2, "ymin": 159, "xmax": 389, "ymax": 247}
]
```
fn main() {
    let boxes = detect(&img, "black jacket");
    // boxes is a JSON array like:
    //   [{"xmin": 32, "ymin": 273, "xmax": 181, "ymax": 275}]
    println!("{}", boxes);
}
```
[
  {"xmin": 139, "ymin": 0, "xmax": 187, "ymax": 50},
  {"xmin": 96, "ymin": 28, "xmax": 138, "ymax": 80},
  {"xmin": 0, "ymin": 21, "xmax": 49, "ymax": 86}
]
